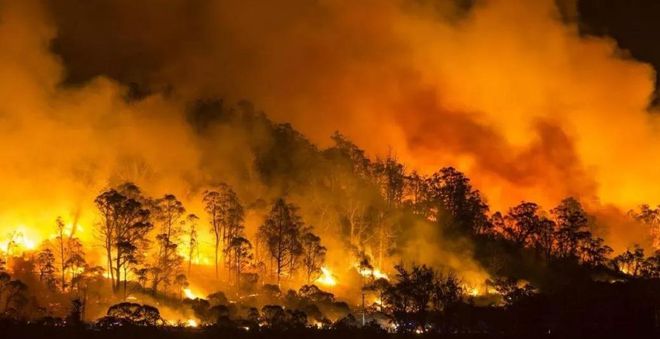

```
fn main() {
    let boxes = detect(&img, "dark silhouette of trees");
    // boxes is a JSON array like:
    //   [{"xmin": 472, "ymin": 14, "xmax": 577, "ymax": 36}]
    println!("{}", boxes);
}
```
[
  {"xmin": 54, "ymin": 217, "xmax": 67, "ymax": 291},
  {"xmin": 500, "ymin": 202, "xmax": 547, "ymax": 247},
  {"xmin": 36, "ymin": 248, "xmax": 56, "ymax": 290},
  {"xmin": 300, "ymin": 230, "xmax": 326, "ymax": 284},
  {"xmin": 185, "ymin": 214, "xmax": 199, "ymax": 276},
  {"xmin": 614, "ymin": 245, "xmax": 646, "ymax": 276},
  {"xmin": 226, "ymin": 236, "xmax": 252, "ymax": 287},
  {"xmin": 629, "ymin": 204, "xmax": 660, "ymax": 249},
  {"xmin": 151, "ymin": 194, "xmax": 185, "ymax": 295},
  {"xmin": 97, "ymin": 302, "xmax": 164, "ymax": 328},
  {"xmin": 578, "ymin": 236, "xmax": 612, "ymax": 267},
  {"xmin": 258, "ymin": 199, "xmax": 305, "ymax": 285},
  {"xmin": 95, "ymin": 183, "xmax": 153, "ymax": 293},
  {"xmin": 551, "ymin": 198, "xmax": 591, "ymax": 258},
  {"xmin": 426, "ymin": 167, "xmax": 490, "ymax": 234},
  {"xmin": 0, "ymin": 272, "xmax": 28, "ymax": 316},
  {"xmin": 382, "ymin": 264, "xmax": 464, "ymax": 333},
  {"xmin": 373, "ymin": 154, "xmax": 405, "ymax": 208},
  {"xmin": 204, "ymin": 183, "xmax": 244, "ymax": 280}
]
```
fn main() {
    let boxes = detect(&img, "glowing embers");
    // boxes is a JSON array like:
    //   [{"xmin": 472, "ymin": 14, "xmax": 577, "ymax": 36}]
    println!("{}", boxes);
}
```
[{"xmin": 315, "ymin": 266, "xmax": 337, "ymax": 286}]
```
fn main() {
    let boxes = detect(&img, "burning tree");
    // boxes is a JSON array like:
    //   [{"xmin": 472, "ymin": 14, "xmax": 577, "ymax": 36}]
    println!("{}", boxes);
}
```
[{"xmin": 95, "ymin": 183, "xmax": 153, "ymax": 294}]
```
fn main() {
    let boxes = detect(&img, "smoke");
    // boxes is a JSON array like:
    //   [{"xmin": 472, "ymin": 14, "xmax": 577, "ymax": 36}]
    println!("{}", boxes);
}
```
[
  {"xmin": 41, "ymin": 0, "xmax": 659, "ymax": 209},
  {"xmin": 0, "ymin": 0, "xmax": 659, "ymax": 308}
]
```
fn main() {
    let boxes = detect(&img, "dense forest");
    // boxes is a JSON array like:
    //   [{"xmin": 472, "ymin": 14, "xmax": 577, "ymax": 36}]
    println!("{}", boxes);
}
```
[{"xmin": 0, "ymin": 101, "xmax": 657, "ymax": 338}]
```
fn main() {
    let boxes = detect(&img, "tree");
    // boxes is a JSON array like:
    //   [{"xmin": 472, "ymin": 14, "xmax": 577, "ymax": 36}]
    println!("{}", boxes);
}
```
[
  {"xmin": 578, "ymin": 236, "xmax": 612, "ymax": 267},
  {"xmin": 501, "ymin": 202, "xmax": 544, "ymax": 247},
  {"xmin": 54, "ymin": 217, "xmax": 67, "ymax": 291},
  {"xmin": 36, "ymin": 248, "xmax": 57, "ymax": 290},
  {"xmin": 226, "ymin": 237, "xmax": 252, "ymax": 287},
  {"xmin": 258, "ymin": 198, "xmax": 304, "ymax": 285},
  {"xmin": 0, "ymin": 273, "xmax": 28, "ymax": 316},
  {"xmin": 100, "ymin": 302, "xmax": 164, "ymax": 327},
  {"xmin": 95, "ymin": 183, "xmax": 153, "ymax": 293},
  {"xmin": 426, "ymin": 167, "xmax": 490, "ymax": 234},
  {"xmin": 64, "ymin": 238, "xmax": 87, "ymax": 292},
  {"xmin": 373, "ymin": 154, "xmax": 405, "ymax": 208},
  {"xmin": 151, "ymin": 194, "xmax": 185, "ymax": 295},
  {"xmin": 629, "ymin": 205, "xmax": 660, "ymax": 249},
  {"xmin": 204, "ymin": 183, "xmax": 244, "ymax": 280},
  {"xmin": 640, "ymin": 251, "xmax": 660, "ymax": 278},
  {"xmin": 551, "ymin": 198, "xmax": 591, "ymax": 258},
  {"xmin": 383, "ymin": 264, "xmax": 454, "ymax": 333},
  {"xmin": 185, "ymin": 214, "xmax": 199, "ymax": 275},
  {"xmin": 613, "ymin": 245, "xmax": 646, "ymax": 276},
  {"xmin": 300, "ymin": 231, "xmax": 326, "ymax": 283}
]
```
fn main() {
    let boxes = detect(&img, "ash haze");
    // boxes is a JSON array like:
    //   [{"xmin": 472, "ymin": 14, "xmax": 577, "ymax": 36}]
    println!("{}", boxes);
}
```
[{"xmin": 0, "ymin": 0, "xmax": 658, "ymax": 336}]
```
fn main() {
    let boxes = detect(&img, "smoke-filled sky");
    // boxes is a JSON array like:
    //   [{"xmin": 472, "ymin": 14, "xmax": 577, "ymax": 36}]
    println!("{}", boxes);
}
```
[{"xmin": 1, "ymin": 0, "xmax": 660, "ymax": 251}]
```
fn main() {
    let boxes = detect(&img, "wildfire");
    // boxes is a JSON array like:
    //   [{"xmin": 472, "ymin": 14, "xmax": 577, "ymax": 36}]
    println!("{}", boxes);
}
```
[
  {"xmin": 316, "ymin": 266, "xmax": 337, "ymax": 286},
  {"xmin": 183, "ymin": 288, "xmax": 199, "ymax": 300},
  {"xmin": 0, "ymin": 229, "xmax": 36, "ymax": 255},
  {"xmin": 357, "ymin": 266, "xmax": 389, "ymax": 280},
  {"xmin": 186, "ymin": 319, "xmax": 198, "ymax": 327}
]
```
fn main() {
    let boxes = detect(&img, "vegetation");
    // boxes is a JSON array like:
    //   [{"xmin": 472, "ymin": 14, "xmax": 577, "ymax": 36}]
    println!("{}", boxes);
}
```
[{"xmin": 0, "ymin": 102, "xmax": 657, "ymax": 337}]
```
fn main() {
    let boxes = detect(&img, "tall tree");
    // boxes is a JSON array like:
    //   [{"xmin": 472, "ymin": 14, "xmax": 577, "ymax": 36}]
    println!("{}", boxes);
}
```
[
  {"xmin": 185, "ymin": 214, "xmax": 199, "ymax": 276},
  {"xmin": 258, "ymin": 198, "xmax": 304, "ymax": 285},
  {"xmin": 36, "ymin": 248, "xmax": 57, "ymax": 290},
  {"xmin": 95, "ymin": 183, "xmax": 153, "ymax": 293},
  {"xmin": 204, "ymin": 183, "xmax": 244, "ymax": 280},
  {"xmin": 629, "ymin": 205, "xmax": 660, "ymax": 249},
  {"xmin": 373, "ymin": 154, "xmax": 405, "ymax": 208},
  {"xmin": 226, "ymin": 236, "xmax": 253, "ymax": 287},
  {"xmin": 54, "ymin": 217, "xmax": 67, "ymax": 291},
  {"xmin": 551, "ymin": 197, "xmax": 591, "ymax": 258},
  {"xmin": 300, "ymin": 230, "xmax": 326, "ymax": 283},
  {"xmin": 501, "ymin": 202, "xmax": 544, "ymax": 247},
  {"xmin": 426, "ymin": 167, "xmax": 490, "ymax": 234},
  {"xmin": 151, "ymin": 194, "xmax": 185, "ymax": 294}
]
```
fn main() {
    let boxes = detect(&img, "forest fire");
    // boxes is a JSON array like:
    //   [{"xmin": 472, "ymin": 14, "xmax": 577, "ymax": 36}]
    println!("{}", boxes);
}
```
[
  {"xmin": 315, "ymin": 266, "xmax": 337, "ymax": 287},
  {"xmin": 183, "ymin": 288, "xmax": 198, "ymax": 300},
  {"xmin": 0, "ymin": 0, "xmax": 658, "ymax": 337},
  {"xmin": 0, "ymin": 229, "xmax": 37, "ymax": 255},
  {"xmin": 356, "ymin": 265, "xmax": 389, "ymax": 281}
]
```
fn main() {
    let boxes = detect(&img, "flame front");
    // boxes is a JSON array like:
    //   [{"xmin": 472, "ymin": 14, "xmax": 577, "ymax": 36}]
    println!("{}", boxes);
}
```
[
  {"xmin": 183, "ymin": 288, "xmax": 198, "ymax": 300},
  {"xmin": 316, "ymin": 266, "xmax": 337, "ymax": 286}
]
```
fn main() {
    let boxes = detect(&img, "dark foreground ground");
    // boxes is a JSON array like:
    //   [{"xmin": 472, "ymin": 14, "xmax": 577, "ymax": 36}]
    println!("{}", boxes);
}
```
[{"xmin": 0, "ymin": 324, "xmax": 657, "ymax": 339}]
